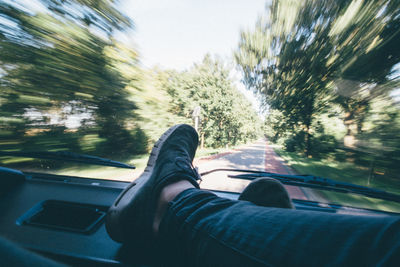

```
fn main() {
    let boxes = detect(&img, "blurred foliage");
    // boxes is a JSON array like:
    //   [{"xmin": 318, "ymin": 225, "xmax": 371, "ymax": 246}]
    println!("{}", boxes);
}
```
[
  {"xmin": 0, "ymin": 0, "xmax": 145, "ymax": 160},
  {"xmin": 125, "ymin": 67, "xmax": 193, "ymax": 149},
  {"xmin": 0, "ymin": 0, "xmax": 261, "ymax": 167},
  {"xmin": 1, "ymin": 0, "xmax": 398, "ymax": 193},
  {"xmin": 236, "ymin": 0, "xmax": 400, "ymax": 182}
]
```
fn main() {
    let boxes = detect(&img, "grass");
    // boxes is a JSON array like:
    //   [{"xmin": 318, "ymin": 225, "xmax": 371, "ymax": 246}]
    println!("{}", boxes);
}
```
[
  {"xmin": 1, "ymin": 143, "xmax": 237, "ymax": 182},
  {"xmin": 274, "ymin": 146, "xmax": 400, "ymax": 213},
  {"xmin": 25, "ymin": 146, "xmax": 235, "ymax": 182}
]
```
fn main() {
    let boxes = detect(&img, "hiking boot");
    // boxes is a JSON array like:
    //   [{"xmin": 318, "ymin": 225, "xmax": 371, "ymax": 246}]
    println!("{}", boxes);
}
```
[
  {"xmin": 106, "ymin": 124, "xmax": 201, "ymax": 247},
  {"xmin": 239, "ymin": 178, "xmax": 294, "ymax": 209}
]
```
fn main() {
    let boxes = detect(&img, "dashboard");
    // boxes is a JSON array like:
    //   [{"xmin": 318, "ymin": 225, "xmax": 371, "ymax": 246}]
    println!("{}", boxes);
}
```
[{"xmin": 0, "ymin": 167, "xmax": 397, "ymax": 266}]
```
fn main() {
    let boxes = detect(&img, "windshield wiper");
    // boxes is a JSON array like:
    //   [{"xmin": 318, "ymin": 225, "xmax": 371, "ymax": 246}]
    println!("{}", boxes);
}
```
[
  {"xmin": 200, "ymin": 169, "xmax": 400, "ymax": 204},
  {"xmin": 0, "ymin": 151, "xmax": 135, "ymax": 169}
]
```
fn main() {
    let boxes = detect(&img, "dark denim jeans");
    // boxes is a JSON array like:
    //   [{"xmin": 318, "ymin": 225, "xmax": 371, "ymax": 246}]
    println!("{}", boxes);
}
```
[{"xmin": 157, "ymin": 188, "xmax": 400, "ymax": 267}]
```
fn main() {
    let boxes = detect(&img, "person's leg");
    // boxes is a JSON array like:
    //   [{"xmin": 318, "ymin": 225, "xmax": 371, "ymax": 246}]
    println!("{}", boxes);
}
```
[
  {"xmin": 106, "ymin": 124, "xmax": 399, "ymax": 266},
  {"xmin": 106, "ymin": 124, "xmax": 201, "ymax": 249},
  {"xmin": 157, "ymin": 187, "xmax": 400, "ymax": 267}
]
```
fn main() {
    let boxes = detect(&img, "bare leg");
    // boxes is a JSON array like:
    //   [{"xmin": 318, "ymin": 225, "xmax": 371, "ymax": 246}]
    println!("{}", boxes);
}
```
[{"xmin": 153, "ymin": 180, "xmax": 194, "ymax": 234}]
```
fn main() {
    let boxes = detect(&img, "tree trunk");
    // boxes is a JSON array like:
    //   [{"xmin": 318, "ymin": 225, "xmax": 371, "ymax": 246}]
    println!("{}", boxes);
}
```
[
  {"xmin": 305, "ymin": 124, "xmax": 311, "ymax": 156},
  {"xmin": 201, "ymin": 132, "xmax": 205, "ymax": 149},
  {"xmin": 343, "ymin": 111, "xmax": 357, "ymax": 148}
]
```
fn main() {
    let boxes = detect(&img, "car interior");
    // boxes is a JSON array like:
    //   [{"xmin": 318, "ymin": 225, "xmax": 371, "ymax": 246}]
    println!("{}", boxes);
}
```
[{"xmin": 1, "ymin": 166, "xmax": 397, "ymax": 266}]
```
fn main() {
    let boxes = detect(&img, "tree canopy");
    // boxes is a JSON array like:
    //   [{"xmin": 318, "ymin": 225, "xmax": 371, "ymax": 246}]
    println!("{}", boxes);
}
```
[
  {"xmin": 151, "ymin": 55, "xmax": 262, "ymax": 148},
  {"xmin": 0, "ymin": 1, "xmax": 261, "ymax": 164},
  {"xmin": 0, "ymin": 0, "xmax": 144, "ymax": 158},
  {"xmin": 236, "ymin": 0, "xmax": 400, "ymax": 156}
]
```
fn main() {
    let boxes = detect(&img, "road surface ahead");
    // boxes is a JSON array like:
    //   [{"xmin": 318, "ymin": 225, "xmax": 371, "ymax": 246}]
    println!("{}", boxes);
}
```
[{"xmin": 195, "ymin": 140, "xmax": 309, "ymax": 200}]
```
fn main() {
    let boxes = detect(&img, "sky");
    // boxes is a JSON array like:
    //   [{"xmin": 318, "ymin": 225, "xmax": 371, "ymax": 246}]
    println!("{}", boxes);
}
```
[
  {"xmin": 119, "ymin": 0, "xmax": 266, "ymax": 70},
  {"xmin": 118, "ymin": 0, "xmax": 267, "ymax": 113}
]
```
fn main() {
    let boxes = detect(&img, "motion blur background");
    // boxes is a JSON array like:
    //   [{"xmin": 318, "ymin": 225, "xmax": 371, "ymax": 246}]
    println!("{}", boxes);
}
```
[{"xmin": 0, "ymin": 0, "xmax": 399, "ymax": 198}]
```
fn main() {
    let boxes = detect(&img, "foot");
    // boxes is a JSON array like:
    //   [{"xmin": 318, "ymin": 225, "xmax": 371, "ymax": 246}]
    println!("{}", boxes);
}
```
[
  {"xmin": 106, "ymin": 124, "xmax": 201, "ymax": 247},
  {"xmin": 239, "ymin": 178, "xmax": 294, "ymax": 209}
]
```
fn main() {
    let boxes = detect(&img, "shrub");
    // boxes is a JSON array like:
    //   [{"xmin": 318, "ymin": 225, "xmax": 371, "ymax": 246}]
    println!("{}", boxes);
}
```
[
  {"xmin": 284, "ymin": 137, "xmax": 297, "ymax": 152},
  {"xmin": 284, "ymin": 132, "xmax": 306, "ymax": 152},
  {"xmin": 311, "ymin": 134, "xmax": 337, "ymax": 156}
]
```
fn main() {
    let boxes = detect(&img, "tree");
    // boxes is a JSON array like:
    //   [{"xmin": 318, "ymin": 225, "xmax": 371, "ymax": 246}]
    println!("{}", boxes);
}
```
[
  {"xmin": 236, "ymin": 0, "xmax": 345, "ymax": 154},
  {"xmin": 326, "ymin": 0, "xmax": 400, "ymax": 148},
  {"xmin": 236, "ymin": 0, "xmax": 400, "ymax": 154},
  {"xmin": 161, "ymin": 55, "xmax": 262, "ymax": 148},
  {"xmin": 0, "ymin": 0, "xmax": 147, "ymax": 158}
]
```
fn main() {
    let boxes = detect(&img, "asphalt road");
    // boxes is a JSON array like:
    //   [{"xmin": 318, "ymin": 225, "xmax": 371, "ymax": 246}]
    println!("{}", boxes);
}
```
[{"xmin": 196, "ymin": 140, "xmax": 310, "ymax": 200}]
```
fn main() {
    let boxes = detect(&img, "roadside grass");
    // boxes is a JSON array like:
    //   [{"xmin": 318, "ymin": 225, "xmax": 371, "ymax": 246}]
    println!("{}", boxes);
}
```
[
  {"xmin": 274, "ymin": 146, "xmax": 400, "ymax": 213},
  {"xmin": 0, "ymin": 145, "xmax": 233, "ymax": 182},
  {"xmin": 2, "ymin": 139, "xmax": 254, "ymax": 182},
  {"xmin": 49, "ymin": 146, "xmax": 236, "ymax": 181},
  {"xmin": 52, "ymin": 154, "xmax": 149, "ymax": 181}
]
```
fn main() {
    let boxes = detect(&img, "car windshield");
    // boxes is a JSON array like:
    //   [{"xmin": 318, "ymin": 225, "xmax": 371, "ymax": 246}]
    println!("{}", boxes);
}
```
[{"xmin": 1, "ymin": 0, "xmax": 399, "ymax": 212}]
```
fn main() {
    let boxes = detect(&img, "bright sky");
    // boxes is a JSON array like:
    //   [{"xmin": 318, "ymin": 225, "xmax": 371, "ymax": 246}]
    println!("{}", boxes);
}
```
[
  {"xmin": 118, "ymin": 0, "xmax": 267, "ymax": 113},
  {"xmin": 119, "ymin": 0, "xmax": 266, "ymax": 70}
]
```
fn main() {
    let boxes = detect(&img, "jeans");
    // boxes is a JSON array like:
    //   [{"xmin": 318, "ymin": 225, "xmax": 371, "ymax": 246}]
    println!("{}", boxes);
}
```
[{"xmin": 157, "ymin": 188, "xmax": 400, "ymax": 267}]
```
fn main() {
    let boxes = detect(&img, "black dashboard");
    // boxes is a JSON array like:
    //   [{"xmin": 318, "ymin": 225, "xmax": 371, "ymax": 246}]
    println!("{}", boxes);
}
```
[{"xmin": 0, "ymin": 167, "xmax": 397, "ymax": 266}]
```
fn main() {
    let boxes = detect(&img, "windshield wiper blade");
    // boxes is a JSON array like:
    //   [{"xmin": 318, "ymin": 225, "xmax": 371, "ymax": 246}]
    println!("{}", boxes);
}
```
[
  {"xmin": 0, "ymin": 151, "xmax": 135, "ymax": 169},
  {"xmin": 200, "ymin": 168, "xmax": 400, "ymax": 203}
]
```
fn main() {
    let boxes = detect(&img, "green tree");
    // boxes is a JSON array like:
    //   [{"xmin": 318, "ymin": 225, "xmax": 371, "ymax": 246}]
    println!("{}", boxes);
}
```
[
  {"xmin": 162, "ymin": 55, "xmax": 261, "ymax": 148},
  {"xmin": 0, "ymin": 0, "xmax": 147, "ymax": 158},
  {"xmin": 236, "ymin": 0, "xmax": 344, "ymax": 154},
  {"xmin": 236, "ymin": 0, "xmax": 400, "ymax": 155}
]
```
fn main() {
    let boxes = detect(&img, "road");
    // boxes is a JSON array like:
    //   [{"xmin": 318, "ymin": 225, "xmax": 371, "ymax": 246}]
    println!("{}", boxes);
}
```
[{"xmin": 195, "ymin": 140, "xmax": 310, "ymax": 200}]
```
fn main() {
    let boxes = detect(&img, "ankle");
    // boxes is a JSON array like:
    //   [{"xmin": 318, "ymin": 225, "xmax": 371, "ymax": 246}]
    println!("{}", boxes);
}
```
[{"xmin": 153, "ymin": 180, "xmax": 195, "ymax": 235}]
